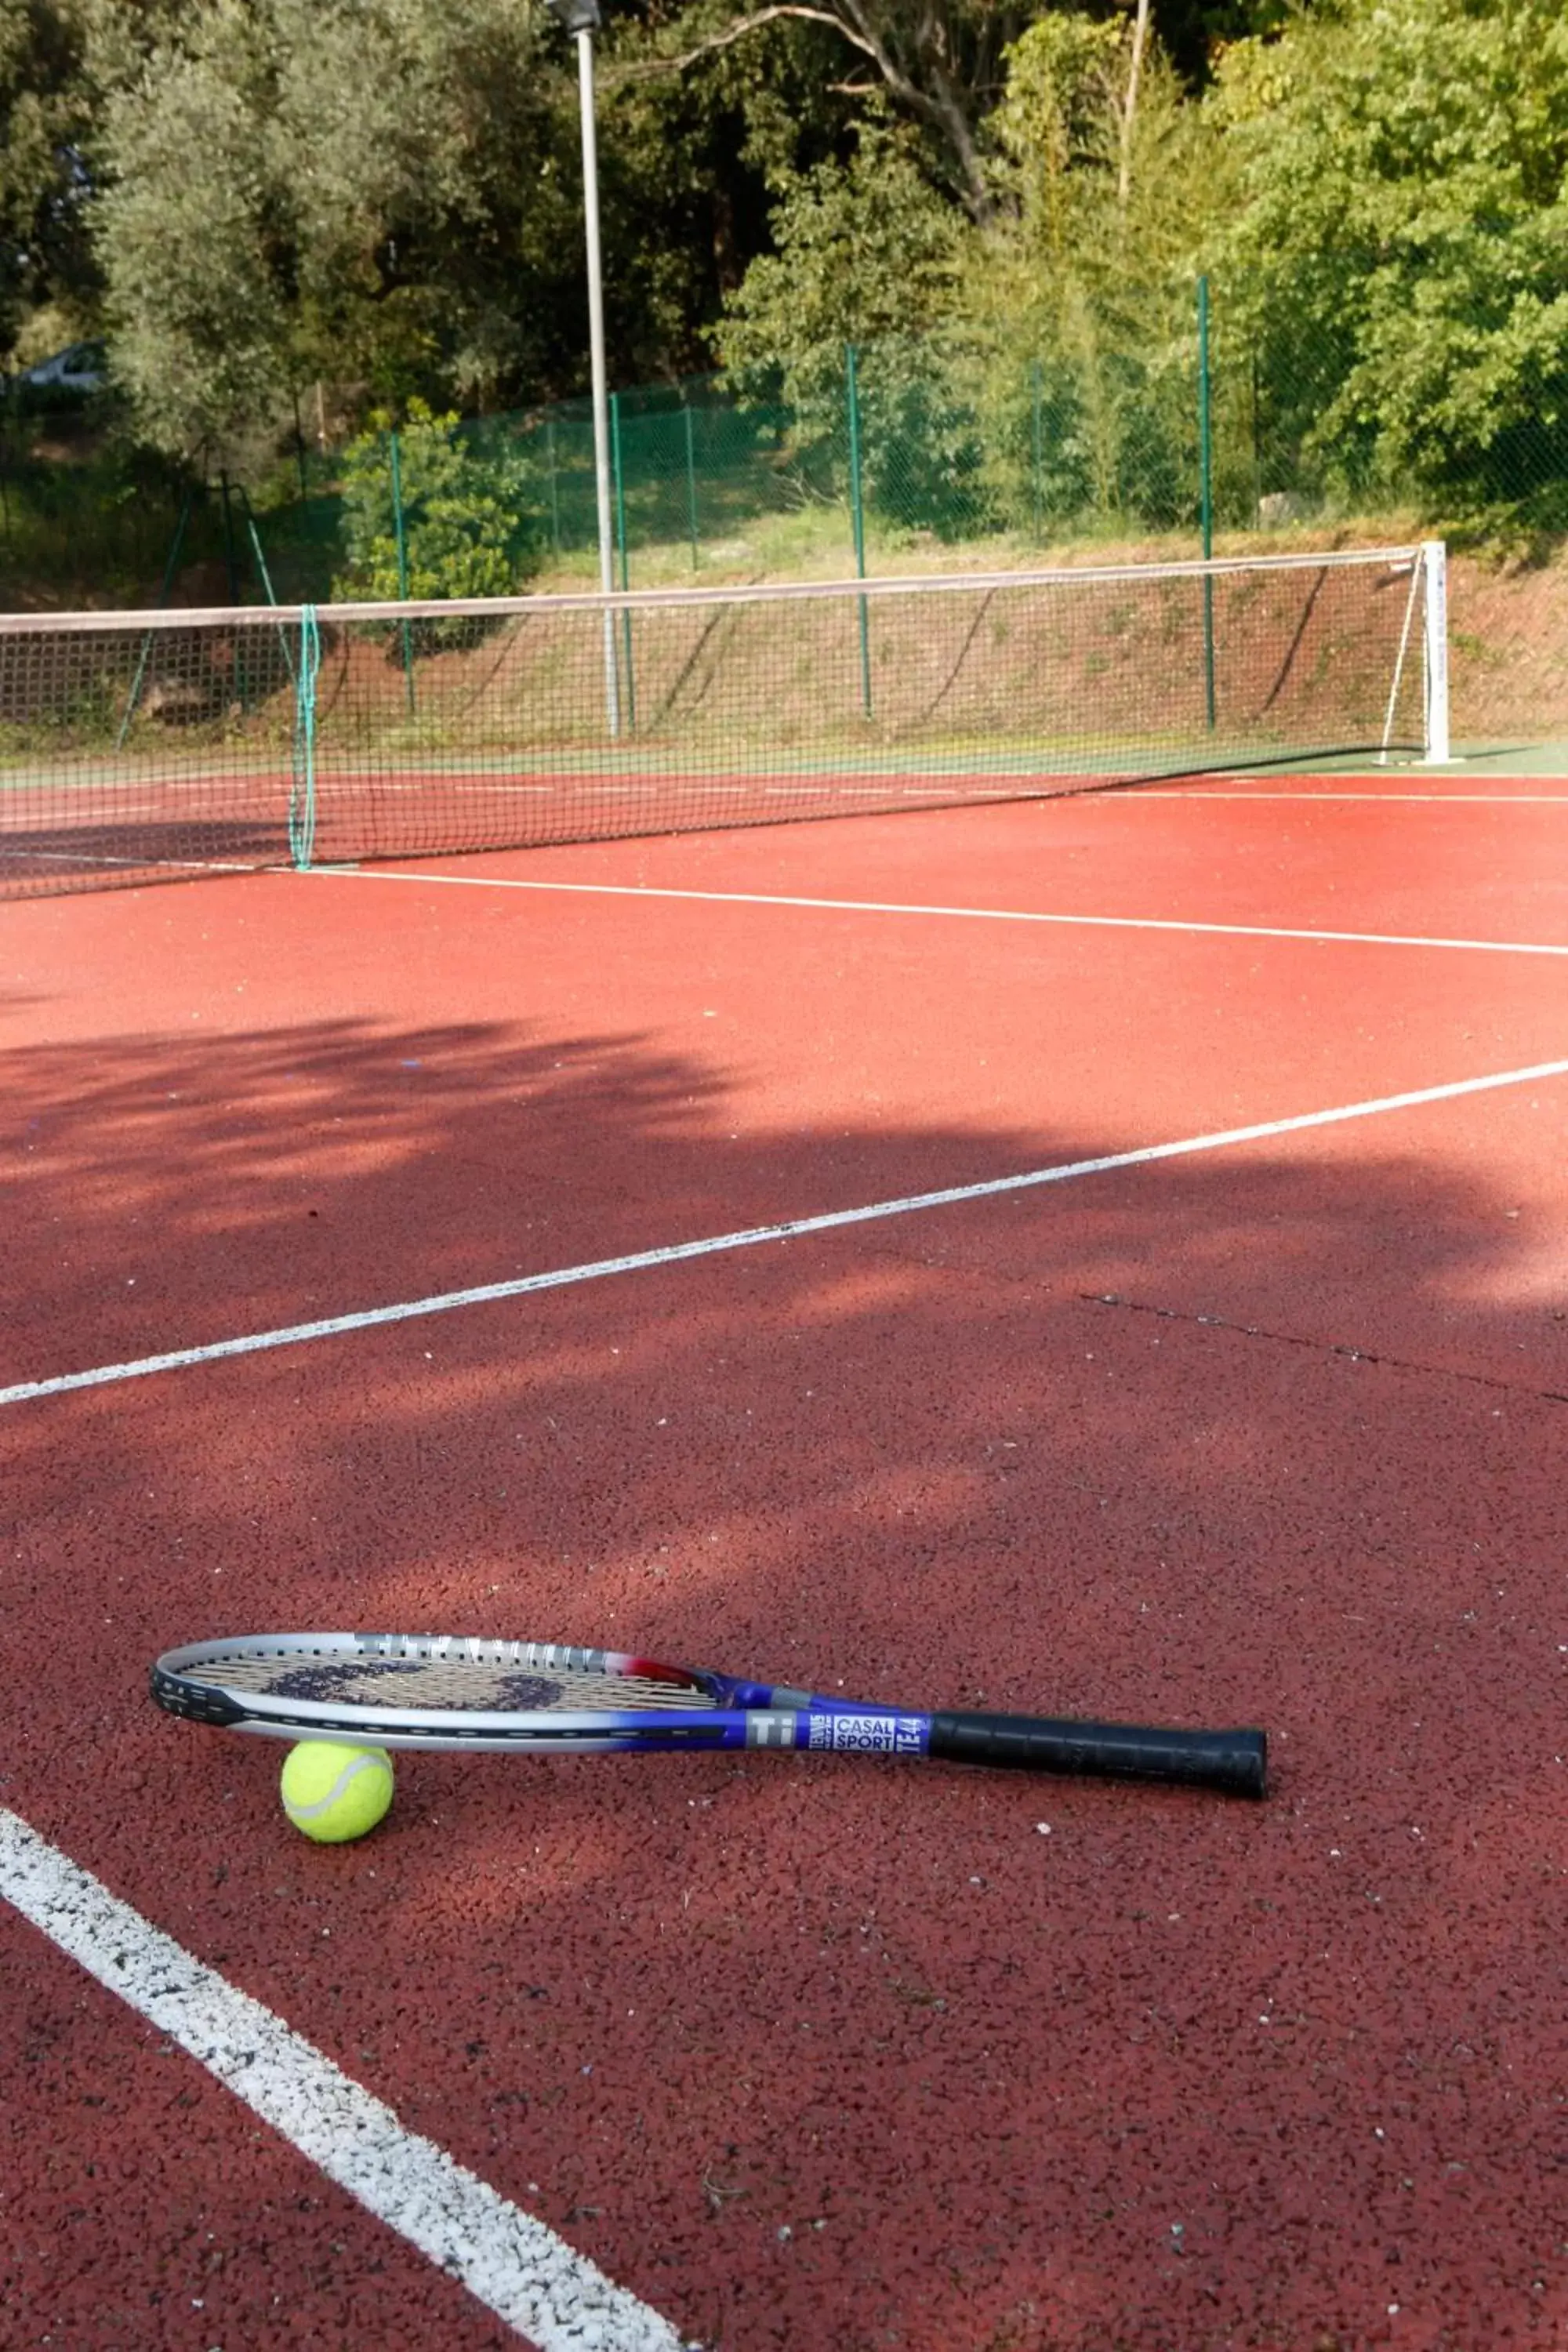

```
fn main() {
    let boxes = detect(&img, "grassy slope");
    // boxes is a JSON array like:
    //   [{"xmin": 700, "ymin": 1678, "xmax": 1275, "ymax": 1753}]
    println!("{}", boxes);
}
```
[{"xmin": 531, "ymin": 506, "xmax": 1568, "ymax": 754}]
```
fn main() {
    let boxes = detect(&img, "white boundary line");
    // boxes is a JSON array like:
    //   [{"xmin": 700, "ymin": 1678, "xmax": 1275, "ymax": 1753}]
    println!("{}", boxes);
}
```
[
  {"xmin": 0, "ymin": 1811, "xmax": 690, "ymax": 2352},
  {"xmin": 305, "ymin": 865, "xmax": 1568, "ymax": 961},
  {"xmin": 1137, "ymin": 787, "xmax": 1568, "ymax": 803},
  {"xmin": 5, "ymin": 1059, "xmax": 1567, "ymax": 1410}
]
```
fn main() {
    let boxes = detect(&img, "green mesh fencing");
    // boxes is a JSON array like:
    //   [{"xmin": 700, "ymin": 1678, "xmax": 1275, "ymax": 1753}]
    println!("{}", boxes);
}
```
[
  {"xmin": 261, "ymin": 284, "xmax": 1562, "ymax": 590},
  {"xmin": 5, "ymin": 277, "xmax": 1561, "ymax": 754}
]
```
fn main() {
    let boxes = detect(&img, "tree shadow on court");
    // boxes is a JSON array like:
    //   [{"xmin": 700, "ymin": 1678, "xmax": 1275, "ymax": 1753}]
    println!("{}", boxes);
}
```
[{"xmin": 2, "ymin": 1009, "xmax": 1566, "ymax": 2352}]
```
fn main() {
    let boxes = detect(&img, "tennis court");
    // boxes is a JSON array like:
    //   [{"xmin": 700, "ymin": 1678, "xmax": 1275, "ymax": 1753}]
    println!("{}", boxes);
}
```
[{"xmin": 2, "ymin": 568, "xmax": 1565, "ymax": 2349}]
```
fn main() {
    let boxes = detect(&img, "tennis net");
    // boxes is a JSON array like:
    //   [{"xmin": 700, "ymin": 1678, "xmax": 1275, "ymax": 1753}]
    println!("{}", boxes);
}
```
[{"xmin": 0, "ymin": 543, "xmax": 1446, "ymax": 898}]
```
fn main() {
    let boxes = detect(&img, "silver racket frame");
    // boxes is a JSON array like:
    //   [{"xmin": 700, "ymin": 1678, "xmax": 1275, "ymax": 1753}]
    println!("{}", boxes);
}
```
[{"xmin": 151, "ymin": 1631, "xmax": 737, "ymax": 1751}]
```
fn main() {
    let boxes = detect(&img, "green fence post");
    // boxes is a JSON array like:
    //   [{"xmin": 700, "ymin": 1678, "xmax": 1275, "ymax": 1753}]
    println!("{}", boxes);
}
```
[
  {"xmin": 291, "ymin": 390, "xmax": 310, "ymax": 502},
  {"xmin": 218, "ymin": 470, "xmax": 252, "ymax": 715},
  {"xmin": 220, "ymin": 470, "xmax": 241, "ymax": 604},
  {"xmin": 239, "ymin": 491, "xmax": 279, "ymax": 608},
  {"xmin": 1031, "ymin": 360, "xmax": 1044, "ymax": 542},
  {"xmin": 846, "ymin": 343, "xmax": 872, "ymax": 719},
  {"xmin": 611, "ymin": 391, "xmax": 636, "ymax": 728},
  {"xmin": 546, "ymin": 417, "xmax": 561, "ymax": 553},
  {"xmin": 240, "ymin": 489, "xmax": 298, "ymax": 694},
  {"xmin": 388, "ymin": 429, "xmax": 416, "ymax": 714},
  {"xmin": 683, "ymin": 399, "xmax": 699, "ymax": 568},
  {"xmin": 115, "ymin": 486, "xmax": 194, "ymax": 749},
  {"xmin": 1197, "ymin": 276, "xmax": 1216, "ymax": 729}
]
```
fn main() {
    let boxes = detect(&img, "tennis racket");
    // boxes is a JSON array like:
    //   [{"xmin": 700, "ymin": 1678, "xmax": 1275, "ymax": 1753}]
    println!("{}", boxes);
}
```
[{"xmin": 151, "ymin": 1632, "xmax": 1266, "ymax": 1796}]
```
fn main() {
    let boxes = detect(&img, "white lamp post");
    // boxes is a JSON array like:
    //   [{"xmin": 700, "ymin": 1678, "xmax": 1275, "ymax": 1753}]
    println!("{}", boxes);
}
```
[{"xmin": 546, "ymin": 0, "xmax": 619, "ymax": 735}]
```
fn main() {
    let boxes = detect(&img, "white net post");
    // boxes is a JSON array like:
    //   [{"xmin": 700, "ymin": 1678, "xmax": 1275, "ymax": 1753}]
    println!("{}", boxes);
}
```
[{"xmin": 1422, "ymin": 539, "xmax": 1450, "ymax": 764}]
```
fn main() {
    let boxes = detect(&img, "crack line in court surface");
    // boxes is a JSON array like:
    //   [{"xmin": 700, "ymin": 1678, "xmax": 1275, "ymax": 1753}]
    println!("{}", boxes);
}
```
[
  {"xmin": 307, "ymin": 865, "xmax": 1568, "ymax": 961},
  {"xmin": 0, "ymin": 1812, "xmax": 694, "ymax": 2352},
  {"xmin": 2, "ymin": 1057, "xmax": 1566, "ymax": 1410},
  {"xmin": 1083, "ymin": 1293, "xmax": 1568, "ymax": 1406}
]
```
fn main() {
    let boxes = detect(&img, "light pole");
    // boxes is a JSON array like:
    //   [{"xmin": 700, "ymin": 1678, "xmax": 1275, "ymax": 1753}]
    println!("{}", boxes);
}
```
[{"xmin": 546, "ymin": 0, "xmax": 620, "ymax": 736}]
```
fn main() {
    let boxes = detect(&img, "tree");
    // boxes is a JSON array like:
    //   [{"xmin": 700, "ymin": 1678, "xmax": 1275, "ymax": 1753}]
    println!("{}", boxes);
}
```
[
  {"xmin": 1213, "ymin": 0, "xmax": 1568, "ymax": 511},
  {"xmin": 85, "ymin": 0, "xmax": 842, "ymax": 461},
  {"xmin": 0, "ymin": 0, "xmax": 100, "ymax": 361},
  {"xmin": 713, "ymin": 114, "xmax": 985, "ymax": 528},
  {"xmin": 92, "ymin": 4, "xmax": 292, "ymax": 463},
  {"xmin": 89, "ymin": 0, "xmax": 586, "ymax": 463},
  {"xmin": 957, "ymin": 10, "xmax": 1227, "ymax": 528},
  {"xmin": 1151, "ymin": 0, "xmax": 1299, "ymax": 88},
  {"xmin": 615, "ymin": 0, "xmax": 1047, "ymax": 221},
  {"xmin": 600, "ymin": 0, "xmax": 858, "ymax": 354},
  {"xmin": 612, "ymin": 0, "xmax": 1308, "ymax": 225},
  {"xmin": 717, "ymin": 115, "xmax": 966, "ymax": 401}
]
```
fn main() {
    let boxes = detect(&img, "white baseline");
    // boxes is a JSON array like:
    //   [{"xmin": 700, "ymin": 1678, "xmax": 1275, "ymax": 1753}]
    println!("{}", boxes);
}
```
[
  {"xmin": 0, "ymin": 1811, "xmax": 690, "ymax": 2352},
  {"xmin": 303, "ymin": 865, "xmax": 1568, "ymax": 960},
  {"xmin": 4, "ymin": 1059, "xmax": 1567, "ymax": 1410}
]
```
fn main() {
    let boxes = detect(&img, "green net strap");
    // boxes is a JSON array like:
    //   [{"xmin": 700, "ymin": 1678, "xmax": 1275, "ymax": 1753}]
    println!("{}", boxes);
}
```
[{"xmin": 288, "ymin": 606, "xmax": 320, "ymax": 869}]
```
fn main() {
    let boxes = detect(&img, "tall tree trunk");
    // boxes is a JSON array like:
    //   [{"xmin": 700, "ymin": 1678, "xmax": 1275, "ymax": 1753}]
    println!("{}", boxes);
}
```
[{"xmin": 1118, "ymin": 0, "xmax": 1152, "ymax": 208}]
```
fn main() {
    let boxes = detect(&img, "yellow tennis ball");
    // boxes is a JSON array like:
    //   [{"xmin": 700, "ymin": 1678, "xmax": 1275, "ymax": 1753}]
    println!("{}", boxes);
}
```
[{"xmin": 280, "ymin": 1741, "xmax": 394, "ymax": 1843}]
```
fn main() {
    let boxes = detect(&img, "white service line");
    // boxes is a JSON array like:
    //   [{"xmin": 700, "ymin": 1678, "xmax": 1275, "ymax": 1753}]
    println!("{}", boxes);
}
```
[
  {"xmin": 0, "ymin": 1812, "xmax": 691, "ymax": 2352},
  {"xmin": 303, "ymin": 864, "xmax": 1568, "ymax": 960},
  {"xmin": 4, "ymin": 1058, "xmax": 1567, "ymax": 1410},
  {"xmin": 1136, "ymin": 787, "xmax": 1568, "ymax": 803}
]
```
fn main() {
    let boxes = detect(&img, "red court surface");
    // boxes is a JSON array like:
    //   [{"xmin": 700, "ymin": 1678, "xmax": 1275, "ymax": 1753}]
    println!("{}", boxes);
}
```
[{"xmin": 3, "ymin": 768, "xmax": 1566, "ymax": 2352}]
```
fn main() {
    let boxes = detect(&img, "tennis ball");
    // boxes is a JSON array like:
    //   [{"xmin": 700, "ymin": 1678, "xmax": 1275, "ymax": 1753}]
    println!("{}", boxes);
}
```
[{"xmin": 280, "ymin": 1741, "xmax": 394, "ymax": 1843}]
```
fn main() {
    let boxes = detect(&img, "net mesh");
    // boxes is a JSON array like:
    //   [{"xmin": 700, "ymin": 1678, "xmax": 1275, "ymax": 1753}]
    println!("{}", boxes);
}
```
[{"xmin": 0, "ymin": 547, "xmax": 1436, "ymax": 898}]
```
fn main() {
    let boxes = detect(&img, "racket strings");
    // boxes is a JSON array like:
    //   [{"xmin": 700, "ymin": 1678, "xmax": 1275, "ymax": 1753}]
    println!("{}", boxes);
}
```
[{"xmin": 191, "ymin": 1653, "xmax": 719, "ymax": 1714}]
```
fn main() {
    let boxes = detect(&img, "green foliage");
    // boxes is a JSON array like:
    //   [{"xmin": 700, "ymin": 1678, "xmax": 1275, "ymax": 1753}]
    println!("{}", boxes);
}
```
[
  {"xmin": 715, "ymin": 118, "xmax": 983, "ymax": 528},
  {"xmin": 93, "ymin": 2, "xmax": 292, "ymax": 464},
  {"xmin": 953, "ymin": 13, "xmax": 1229, "ymax": 534},
  {"xmin": 598, "ymin": 5, "xmax": 849, "ymax": 379},
  {"xmin": 0, "ymin": 430, "xmax": 219, "ymax": 606},
  {"xmin": 266, "ymin": 0, "xmax": 576, "ymax": 406},
  {"xmin": 719, "ymin": 118, "xmax": 965, "ymax": 405},
  {"xmin": 82, "ymin": 0, "xmax": 838, "ymax": 465},
  {"xmin": 994, "ymin": 13, "xmax": 1127, "ymax": 190},
  {"xmin": 0, "ymin": 0, "xmax": 101, "ymax": 358},
  {"xmin": 1213, "ymin": 0, "xmax": 1568, "ymax": 514},
  {"xmin": 0, "ymin": 0, "xmax": 1564, "ymax": 605},
  {"xmin": 87, "ymin": 0, "xmax": 599, "ymax": 459},
  {"xmin": 616, "ymin": 0, "xmax": 1040, "ymax": 221},
  {"xmin": 338, "ymin": 399, "xmax": 532, "ymax": 607}
]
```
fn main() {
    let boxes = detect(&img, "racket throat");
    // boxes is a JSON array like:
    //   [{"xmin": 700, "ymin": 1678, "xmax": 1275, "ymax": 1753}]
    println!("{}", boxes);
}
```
[{"xmin": 745, "ymin": 1709, "xmax": 930, "ymax": 1756}]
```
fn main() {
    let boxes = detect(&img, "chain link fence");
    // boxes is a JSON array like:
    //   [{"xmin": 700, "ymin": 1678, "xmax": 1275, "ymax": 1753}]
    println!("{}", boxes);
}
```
[
  {"xmin": 458, "ymin": 282, "xmax": 1563, "ymax": 572},
  {"xmin": 4, "ymin": 277, "xmax": 1564, "ymax": 744}
]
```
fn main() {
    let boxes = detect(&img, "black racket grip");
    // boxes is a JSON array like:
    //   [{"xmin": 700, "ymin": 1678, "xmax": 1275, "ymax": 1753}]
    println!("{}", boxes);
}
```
[{"xmin": 927, "ymin": 1711, "xmax": 1267, "ymax": 1797}]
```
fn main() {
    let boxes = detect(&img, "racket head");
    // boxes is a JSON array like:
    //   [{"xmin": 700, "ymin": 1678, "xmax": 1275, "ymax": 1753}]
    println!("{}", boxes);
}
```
[{"xmin": 150, "ymin": 1631, "xmax": 740, "ymax": 1750}]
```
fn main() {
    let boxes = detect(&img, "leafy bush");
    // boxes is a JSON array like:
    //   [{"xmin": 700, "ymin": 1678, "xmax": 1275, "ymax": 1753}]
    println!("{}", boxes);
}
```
[
  {"xmin": 714, "ymin": 119, "xmax": 989, "ymax": 534},
  {"xmin": 338, "ymin": 400, "xmax": 535, "ymax": 614}
]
